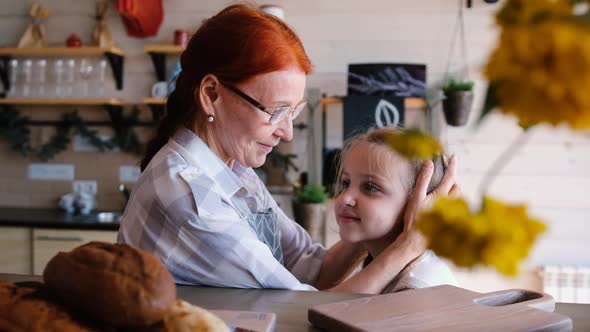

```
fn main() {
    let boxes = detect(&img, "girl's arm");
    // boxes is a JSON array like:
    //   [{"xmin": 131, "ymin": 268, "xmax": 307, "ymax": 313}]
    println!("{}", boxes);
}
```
[
  {"xmin": 318, "ymin": 155, "xmax": 458, "ymax": 293},
  {"xmin": 323, "ymin": 228, "xmax": 425, "ymax": 293},
  {"xmin": 313, "ymin": 240, "xmax": 367, "ymax": 290}
]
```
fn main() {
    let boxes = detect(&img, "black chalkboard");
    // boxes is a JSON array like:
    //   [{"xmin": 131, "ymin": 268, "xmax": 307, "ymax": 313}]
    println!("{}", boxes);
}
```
[
  {"xmin": 343, "ymin": 96, "xmax": 405, "ymax": 140},
  {"xmin": 347, "ymin": 63, "xmax": 427, "ymax": 98}
]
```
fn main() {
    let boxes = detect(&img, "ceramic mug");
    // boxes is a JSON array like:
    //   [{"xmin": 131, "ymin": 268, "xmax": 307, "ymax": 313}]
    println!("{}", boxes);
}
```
[
  {"xmin": 151, "ymin": 81, "xmax": 168, "ymax": 98},
  {"xmin": 174, "ymin": 30, "xmax": 188, "ymax": 47}
]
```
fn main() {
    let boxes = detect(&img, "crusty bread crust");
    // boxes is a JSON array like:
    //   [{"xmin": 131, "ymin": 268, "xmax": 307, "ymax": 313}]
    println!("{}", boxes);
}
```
[
  {"xmin": 43, "ymin": 241, "xmax": 176, "ymax": 327},
  {"xmin": 164, "ymin": 300, "xmax": 230, "ymax": 332},
  {"xmin": 0, "ymin": 280, "xmax": 101, "ymax": 332}
]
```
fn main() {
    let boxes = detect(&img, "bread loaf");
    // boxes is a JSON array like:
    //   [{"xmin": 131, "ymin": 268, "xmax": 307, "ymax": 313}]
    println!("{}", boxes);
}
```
[
  {"xmin": 121, "ymin": 300, "xmax": 231, "ymax": 332},
  {"xmin": 164, "ymin": 300, "xmax": 229, "ymax": 332},
  {"xmin": 43, "ymin": 241, "xmax": 176, "ymax": 327},
  {"xmin": 0, "ymin": 280, "xmax": 102, "ymax": 332}
]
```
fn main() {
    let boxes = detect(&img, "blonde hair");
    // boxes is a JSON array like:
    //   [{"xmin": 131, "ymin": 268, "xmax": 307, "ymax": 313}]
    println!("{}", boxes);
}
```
[{"xmin": 335, "ymin": 127, "xmax": 446, "ymax": 197}]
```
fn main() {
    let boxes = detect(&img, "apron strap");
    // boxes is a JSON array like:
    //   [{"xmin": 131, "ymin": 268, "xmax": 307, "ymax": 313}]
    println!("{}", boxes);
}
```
[{"xmin": 230, "ymin": 197, "xmax": 284, "ymax": 264}]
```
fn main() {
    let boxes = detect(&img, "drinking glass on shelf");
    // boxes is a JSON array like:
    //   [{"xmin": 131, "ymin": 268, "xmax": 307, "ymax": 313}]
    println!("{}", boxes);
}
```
[
  {"xmin": 78, "ymin": 58, "xmax": 94, "ymax": 97},
  {"xmin": 96, "ymin": 59, "xmax": 107, "ymax": 97},
  {"xmin": 34, "ymin": 59, "xmax": 47, "ymax": 97},
  {"xmin": 52, "ymin": 59, "xmax": 65, "ymax": 98},
  {"xmin": 20, "ymin": 59, "xmax": 32, "ymax": 98},
  {"xmin": 7, "ymin": 59, "xmax": 19, "ymax": 97},
  {"xmin": 65, "ymin": 59, "xmax": 75, "ymax": 97}
]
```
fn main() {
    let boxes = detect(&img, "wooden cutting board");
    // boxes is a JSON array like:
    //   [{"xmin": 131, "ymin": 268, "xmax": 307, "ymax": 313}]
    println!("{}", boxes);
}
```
[{"xmin": 309, "ymin": 285, "xmax": 572, "ymax": 331}]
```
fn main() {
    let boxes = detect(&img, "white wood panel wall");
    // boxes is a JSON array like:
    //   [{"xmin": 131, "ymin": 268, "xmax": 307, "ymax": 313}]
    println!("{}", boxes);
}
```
[{"xmin": 0, "ymin": 0, "xmax": 588, "ymax": 270}]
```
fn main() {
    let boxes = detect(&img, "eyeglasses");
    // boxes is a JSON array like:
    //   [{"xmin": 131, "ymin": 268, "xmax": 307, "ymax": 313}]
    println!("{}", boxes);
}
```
[{"xmin": 221, "ymin": 82, "xmax": 307, "ymax": 126}]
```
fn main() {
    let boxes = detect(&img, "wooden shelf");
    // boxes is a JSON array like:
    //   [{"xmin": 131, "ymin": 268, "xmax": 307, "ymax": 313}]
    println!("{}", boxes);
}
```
[
  {"xmin": 0, "ymin": 98, "xmax": 123, "ymax": 106},
  {"xmin": 405, "ymin": 98, "xmax": 426, "ymax": 109},
  {"xmin": 143, "ymin": 45, "xmax": 184, "ymax": 55},
  {"xmin": 142, "ymin": 97, "xmax": 166, "ymax": 122},
  {"xmin": 0, "ymin": 46, "xmax": 125, "ymax": 57},
  {"xmin": 321, "ymin": 96, "xmax": 426, "ymax": 111},
  {"xmin": 143, "ymin": 97, "xmax": 167, "ymax": 105},
  {"xmin": 0, "ymin": 46, "xmax": 126, "ymax": 91},
  {"xmin": 141, "ymin": 96, "xmax": 425, "ymax": 109},
  {"xmin": 0, "ymin": 97, "xmax": 167, "ymax": 123}
]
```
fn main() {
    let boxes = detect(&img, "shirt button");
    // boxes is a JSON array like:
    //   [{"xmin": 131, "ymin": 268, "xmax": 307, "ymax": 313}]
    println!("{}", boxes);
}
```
[
  {"xmin": 248, "ymin": 203, "xmax": 254, "ymax": 209},
  {"xmin": 240, "ymin": 188, "xmax": 247, "ymax": 195}
]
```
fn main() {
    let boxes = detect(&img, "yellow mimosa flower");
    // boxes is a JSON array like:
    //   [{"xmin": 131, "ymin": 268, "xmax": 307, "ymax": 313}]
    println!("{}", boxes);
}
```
[
  {"xmin": 415, "ymin": 196, "xmax": 546, "ymax": 276},
  {"xmin": 381, "ymin": 130, "xmax": 443, "ymax": 160}
]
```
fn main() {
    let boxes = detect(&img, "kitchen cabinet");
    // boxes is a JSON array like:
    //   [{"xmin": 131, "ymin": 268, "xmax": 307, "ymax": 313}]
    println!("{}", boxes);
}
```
[
  {"xmin": 32, "ymin": 228, "xmax": 117, "ymax": 275},
  {"xmin": 0, "ymin": 227, "xmax": 32, "ymax": 274}
]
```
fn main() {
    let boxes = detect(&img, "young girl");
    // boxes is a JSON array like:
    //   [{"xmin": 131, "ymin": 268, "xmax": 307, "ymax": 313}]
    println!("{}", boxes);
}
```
[{"xmin": 335, "ymin": 127, "xmax": 457, "ymax": 293}]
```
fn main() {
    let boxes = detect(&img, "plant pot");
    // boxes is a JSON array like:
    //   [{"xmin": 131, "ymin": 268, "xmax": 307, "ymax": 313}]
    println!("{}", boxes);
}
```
[
  {"xmin": 442, "ymin": 90, "xmax": 474, "ymax": 126},
  {"xmin": 292, "ymin": 202, "xmax": 326, "ymax": 244}
]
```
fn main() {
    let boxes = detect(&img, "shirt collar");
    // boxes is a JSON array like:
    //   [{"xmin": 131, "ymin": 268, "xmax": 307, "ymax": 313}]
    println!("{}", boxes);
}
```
[{"xmin": 171, "ymin": 127, "xmax": 245, "ymax": 199}]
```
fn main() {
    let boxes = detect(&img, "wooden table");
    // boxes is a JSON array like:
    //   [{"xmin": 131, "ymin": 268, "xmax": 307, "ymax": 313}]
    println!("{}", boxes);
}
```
[{"xmin": 1, "ymin": 274, "xmax": 588, "ymax": 331}]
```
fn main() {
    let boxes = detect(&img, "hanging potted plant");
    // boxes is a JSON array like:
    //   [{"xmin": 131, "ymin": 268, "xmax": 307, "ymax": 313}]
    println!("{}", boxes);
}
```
[
  {"xmin": 292, "ymin": 184, "xmax": 328, "ymax": 244},
  {"xmin": 442, "ymin": 78, "xmax": 475, "ymax": 126},
  {"xmin": 440, "ymin": 0, "xmax": 474, "ymax": 127}
]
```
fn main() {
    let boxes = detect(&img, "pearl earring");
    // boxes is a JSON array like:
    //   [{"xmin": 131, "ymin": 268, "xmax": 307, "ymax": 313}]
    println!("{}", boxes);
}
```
[{"xmin": 207, "ymin": 114, "xmax": 215, "ymax": 122}]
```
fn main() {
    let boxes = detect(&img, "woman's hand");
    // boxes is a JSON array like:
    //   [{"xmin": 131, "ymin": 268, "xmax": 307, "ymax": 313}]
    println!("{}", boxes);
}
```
[{"xmin": 397, "ymin": 155, "xmax": 460, "ymax": 257}]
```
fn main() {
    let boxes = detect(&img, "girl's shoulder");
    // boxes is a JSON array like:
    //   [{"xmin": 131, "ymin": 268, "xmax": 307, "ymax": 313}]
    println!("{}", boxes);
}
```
[{"xmin": 383, "ymin": 250, "xmax": 458, "ymax": 293}]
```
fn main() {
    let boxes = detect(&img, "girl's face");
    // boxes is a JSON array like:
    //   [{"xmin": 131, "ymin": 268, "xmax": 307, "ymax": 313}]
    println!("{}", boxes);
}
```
[
  {"xmin": 334, "ymin": 142, "xmax": 410, "ymax": 244},
  {"xmin": 211, "ymin": 68, "xmax": 306, "ymax": 168}
]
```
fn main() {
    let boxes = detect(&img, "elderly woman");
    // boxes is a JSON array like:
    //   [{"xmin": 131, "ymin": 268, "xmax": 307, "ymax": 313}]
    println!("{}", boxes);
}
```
[{"xmin": 117, "ymin": 4, "xmax": 457, "ymax": 293}]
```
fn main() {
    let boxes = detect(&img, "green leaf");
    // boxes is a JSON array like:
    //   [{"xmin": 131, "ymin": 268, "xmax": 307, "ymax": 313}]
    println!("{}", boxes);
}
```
[
  {"xmin": 294, "ymin": 184, "xmax": 327, "ymax": 204},
  {"xmin": 443, "ymin": 79, "xmax": 474, "ymax": 92},
  {"xmin": 0, "ymin": 106, "xmax": 144, "ymax": 161}
]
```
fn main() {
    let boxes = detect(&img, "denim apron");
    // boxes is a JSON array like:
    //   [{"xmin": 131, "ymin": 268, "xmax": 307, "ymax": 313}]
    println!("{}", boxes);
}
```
[{"xmin": 229, "ymin": 194, "xmax": 284, "ymax": 265}]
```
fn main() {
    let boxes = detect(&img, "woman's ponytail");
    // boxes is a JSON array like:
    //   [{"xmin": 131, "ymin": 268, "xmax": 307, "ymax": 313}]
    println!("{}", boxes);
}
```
[{"xmin": 140, "ymin": 72, "xmax": 194, "ymax": 171}]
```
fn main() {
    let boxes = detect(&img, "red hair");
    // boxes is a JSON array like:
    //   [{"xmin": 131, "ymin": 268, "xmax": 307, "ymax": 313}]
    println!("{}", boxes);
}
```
[{"xmin": 141, "ymin": 4, "xmax": 312, "ymax": 170}]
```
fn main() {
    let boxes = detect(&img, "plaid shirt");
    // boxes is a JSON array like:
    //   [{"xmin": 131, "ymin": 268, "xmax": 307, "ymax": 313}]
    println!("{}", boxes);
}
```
[{"xmin": 117, "ymin": 128, "xmax": 325, "ymax": 290}]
